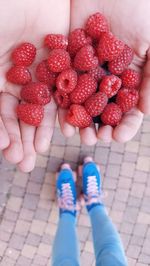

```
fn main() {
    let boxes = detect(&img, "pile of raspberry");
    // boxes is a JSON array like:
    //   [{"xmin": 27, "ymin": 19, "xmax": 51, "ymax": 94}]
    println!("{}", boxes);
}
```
[{"xmin": 6, "ymin": 12, "xmax": 141, "ymax": 128}]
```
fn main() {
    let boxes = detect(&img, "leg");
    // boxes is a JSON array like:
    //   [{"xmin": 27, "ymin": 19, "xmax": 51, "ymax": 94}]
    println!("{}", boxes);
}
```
[
  {"xmin": 52, "ymin": 164, "xmax": 80, "ymax": 266},
  {"xmin": 82, "ymin": 157, "xmax": 127, "ymax": 266},
  {"xmin": 52, "ymin": 213, "xmax": 80, "ymax": 266},
  {"xmin": 89, "ymin": 205, "xmax": 127, "ymax": 266}
]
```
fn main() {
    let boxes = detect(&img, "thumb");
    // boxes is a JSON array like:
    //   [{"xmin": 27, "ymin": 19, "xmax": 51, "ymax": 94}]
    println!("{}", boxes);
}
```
[{"xmin": 138, "ymin": 48, "xmax": 150, "ymax": 114}]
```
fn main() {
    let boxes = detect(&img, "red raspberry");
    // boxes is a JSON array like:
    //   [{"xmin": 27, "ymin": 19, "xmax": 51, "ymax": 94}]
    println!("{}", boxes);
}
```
[
  {"xmin": 120, "ymin": 69, "xmax": 141, "ymax": 89},
  {"xmin": 56, "ymin": 69, "xmax": 77, "ymax": 94},
  {"xmin": 6, "ymin": 66, "xmax": 31, "ymax": 85},
  {"xmin": 108, "ymin": 45, "xmax": 134, "ymax": 75},
  {"xmin": 44, "ymin": 34, "xmax": 68, "ymax": 50},
  {"xmin": 36, "ymin": 60, "xmax": 57, "ymax": 86},
  {"xmin": 85, "ymin": 12, "xmax": 109, "ymax": 39},
  {"xmin": 84, "ymin": 92, "xmax": 108, "ymax": 117},
  {"xmin": 12, "ymin": 42, "xmax": 36, "ymax": 66},
  {"xmin": 17, "ymin": 103, "xmax": 44, "ymax": 126},
  {"xmin": 47, "ymin": 49, "xmax": 71, "ymax": 73},
  {"xmin": 21, "ymin": 82, "xmax": 51, "ymax": 105},
  {"xmin": 97, "ymin": 32, "xmax": 125, "ymax": 62},
  {"xmin": 54, "ymin": 90, "xmax": 71, "ymax": 109},
  {"xmin": 101, "ymin": 103, "xmax": 122, "ymax": 126},
  {"xmin": 99, "ymin": 75, "xmax": 122, "ymax": 98},
  {"xmin": 88, "ymin": 66, "xmax": 106, "ymax": 82},
  {"xmin": 66, "ymin": 104, "xmax": 92, "ymax": 128},
  {"xmin": 68, "ymin": 28, "xmax": 92, "ymax": 56},
  {"xmin": 74, "ymin": 45, "xmax": 98, "ymax": 71},
  {"xmin": 70, "ymin": 74, "xmax": 97, "ymax": 104},
  {"xmin": 116, "ymin": 88, "xmax": 139, "ymax": 113}
]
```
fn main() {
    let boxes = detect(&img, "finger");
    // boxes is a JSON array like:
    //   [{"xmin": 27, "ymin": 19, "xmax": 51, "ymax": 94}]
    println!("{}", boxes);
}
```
[
  {"xmin": 0, "ymin": 117, "xmax": 10, "ymax": 149},
  {"xmin": 138, "ymin": 50, "xmax": 150, "ymax": 114},
  {"xmin": 58, "ymin": 108, "xmax": 76, "ymax": 137},
  {"xmin": 1, "ymin": 92, "xmax": 23, "ymax": 163},
  {"xmin": 79, "ymin": 123, "xmax": 97, "ymax": 145},
  {"xmin": 113, "ymin": 107, "xmax": 143, "ymax": 142},
  {"xmin": 17, "ymin": 122, "xmax": 36, "ymax": 173},
  {"xmin": 35, "ymin": 98, "xmax": 57, "ymax": 153},
  {"xmin": 97, "ymin": 125, "xmax": 113, "ymax": 142}
]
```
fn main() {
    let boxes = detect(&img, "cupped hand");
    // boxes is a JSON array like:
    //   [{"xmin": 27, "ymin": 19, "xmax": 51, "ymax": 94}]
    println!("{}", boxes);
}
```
[
  {"xmin": 59, "ymin": 0, "xmax": 150, "ymax": 145},
  {"xmin": 0, "ymin": 0, "xmax": 70, "ymax": 172}
]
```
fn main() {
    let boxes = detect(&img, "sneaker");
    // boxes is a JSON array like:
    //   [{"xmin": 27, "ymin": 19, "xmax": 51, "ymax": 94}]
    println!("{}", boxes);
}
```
[
  {"xmin": 82, "ymin": 157, "xmax": 102, "ymax": 212},
  {"xmin": 56, "ymin": 165, "xmax": 77, "ymax": 217}
]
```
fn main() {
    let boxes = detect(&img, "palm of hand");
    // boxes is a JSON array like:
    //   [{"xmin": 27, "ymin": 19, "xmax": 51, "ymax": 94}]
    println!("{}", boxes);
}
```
[
  {"xmin": 68, "ymin": 0, "xmax": 150, "ymax": 144},
  {"xmin": 0, "ymin": 0, "xmax": 70, "ymax": 172}
]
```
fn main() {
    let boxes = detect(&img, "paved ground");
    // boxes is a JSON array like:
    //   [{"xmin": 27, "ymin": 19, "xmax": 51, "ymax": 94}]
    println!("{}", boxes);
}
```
[{"xmin": 0, "ymin": 116, "xmax": 150, "ymax": 266}]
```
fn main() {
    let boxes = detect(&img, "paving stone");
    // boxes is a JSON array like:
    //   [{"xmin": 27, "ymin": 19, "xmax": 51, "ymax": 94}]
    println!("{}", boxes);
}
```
[
  {"xmin": 127, "ymin": 257, "xmax": 137, "ymax": 266},
  {"xmin": 64, "ymin": 146, "xmax": 80, "ymax": 162},
  {"xmin": 125, "ymin": 141, "xmax": 139, "ymax": 153},
  {"xmin": 94, "ymin": 147, "xmax": 109, "ymax": 165},
  {"xmin": 1, "ymin": 219, "xmax": 15, "ymax": 234},
  {"xmin": 7, "ymin": 196, "xmax": 22, "ymax": 212},
  {"xmin": 118, "ymin": 177, "xmax": 132, "ymax": 189},
  {"xmin": 11, "ymin": 186, "xmax": 25, "ymax": 197},
  {"xmin": 0, "ymin": 241, "xmax": 7, "ymax": 256},
  {"xmin": 112, "ymin": 201, "xmax": 126, "ymax": 212},
  {"xmin": 127, "ymin": 245, "xmax": 141, "ymax": 259},
  {"xmin": 84, "ymin": 241, "xmax": 94, "ymax": 254},
  {"xmin": 50, "ymin": 145, "xmax": 65, "ymax": 158},
  {"xmin": 110, "ymin": 210, "xmax": 123, "ymax": 223},
  {"xmin": 123, "ymin": 207, "xmax": 139, "ymax": 224},
  {"xmin": 30, "ymin": 167, "xmax": 45, "ymax": 183},
  {"xmin": 21, "ymin": 244, "xmax": 37, "ymax": 259},
  {"xmin": 136, "ymin": 156, "xmax": 150, "ymax": 172},
  {"xmin": 33, "ymin": 254, "xmax": 48, "ymax": 266},
  {"xmin": 80, "ymin": 251, "xmax": 95, "ymax": 266},
  {"xmin": 26, "ymin": 233, "xmax": 41, "ymax": 247},
  {"xmin": 51, "ymin": 127, "xmax": 66, "ymax": 145},
  {"xmin": 137, "ymin": 212, "xmax": 150, "ymax": 224},
  {"xmin": 138, "ymin": 253, "xmax": 150, "ymax": 264},
  {"xmin": 37, "ymin": 243, "xmax": 52, "ymax": 257},
  {"xmin": 141, "ymin": 133, "xmax": 150, "ymax": 146},
  {"xmin": 121, "ymin": 162, "xmax": 135, "ymax": 177},
  {"xmin": 139, "ymin": 146, "xmax": 150, "ymax": 156},
  {"xmin": 134, "ymin": 171, "xmax": 148, "ymax": 183},
  {"xmin": 77, "ymin": 226, "xmax": 90, "ymax": 242},
  {"xmin": 47, "ymin": 157, "xmax": 63, "ymax": 172},
  {"xmin": 5, "ymin": 248, "xmax": 20, "ymax": 260},
  {"xmin": 35, "ymin": 208, "xmax": 50, "ymax": 221},
  {"xmin": 103, "ymin": 177, "xmax": 118, "ymax": 190},
  {"xmin": 128, "ymin": 196, "xmax": 141, "ymax": 208},
  {"xmin": 19, "ymin": 208, "xmax": 34, "ymax": 222},
  {"xmin": 23, "ymin": 194, "xmax": 39, "ymax": 210},
  {"xmin": 9, "ymin": 234, "xmax": 25, "ymax": 250},
  {"xmin": 105, "ymin": 164, "xmax": 120, "ymax": 178},
  {"xmin": 14, "ymin": 220, "xmax": 30, "ymax": 237},
  {"xmin": 40, "ymin": 184, "xmax": 55, "ymax": 201},
  {"xmin": 124, "ymin": 152, "xmax": 138, "ymax": 163},
  {"xmin": 115, "ymin": 188, "xmax": 129, "ymax": 203},
  {"xmin": 142, "ymin": 239, "xmax": 150, "ymax": 255},
  {"xmin": 36, "ymin": 154, "xmax": 48, "ymax": 168},
  {"xmin": 42, "ymin": 234, "xmax": 54, "ymax": 245},
  {"xmin": 130, "ymin": 183, "xmax": 145, "ymax": 198},
  {"xmin": 130, "ymin": 235, "xmax": 144, "ymax": 247},
  {"xmin": 0, "ymin": 230, "xmax": 11, "ymax": 242},
  {"xmin": 3, "ymin": 209, "xmax": 18, "ymax": 222},
  {"xmin": 13, "ymin": 172, "xmax": 28, "ymax": 188},
  {"xmin": 17, "ymin": 255, "xmax": 32, "ymax": 265},
  {"xmin": 120, "ymin": 222, "xmax": 134, "ymax": 234},
  {"xmin": 110, "ymin": 141, "xmax": 125, "ymax": 153},
  {"xmin": 133, "ymin": 224, "xmax": 148, "ymax": 237},
  {"xmin": 30, "ymin": 220, "xmax": 46, "ymax": 236},
  {"xmin": 78, "ymin": 214, "xmax": 91, "ymax": 227},
  {"xmin": 26, "ymin": 182, "xmax": 41, "ymax": 195},
  {"xmin": 44, "ymin": 223, "xmax": 57, "ymax": 237},
  {"xmin": 1, "ymin": 256, "xmax": 16, "ymax": 266}
]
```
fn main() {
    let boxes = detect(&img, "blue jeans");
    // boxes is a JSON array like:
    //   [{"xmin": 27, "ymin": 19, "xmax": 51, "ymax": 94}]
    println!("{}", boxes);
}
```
[{"xmin": 52, "ymin": 205, "xmax": 127, "ymax": 266}]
